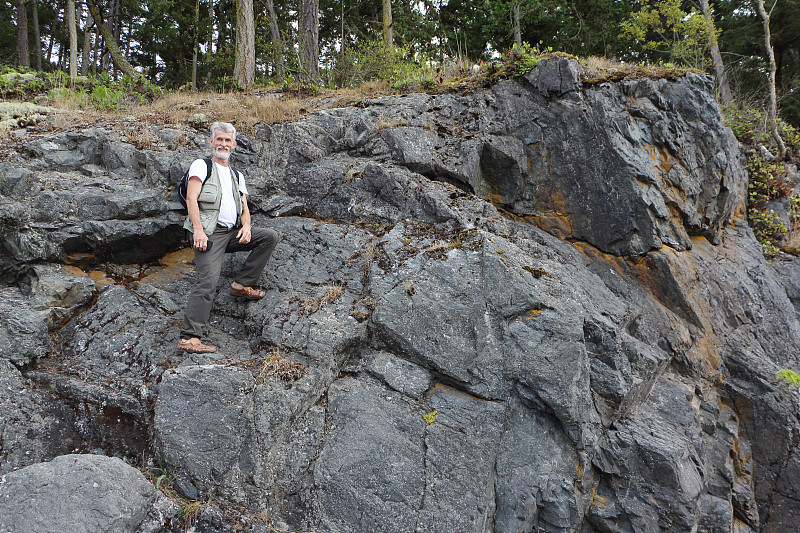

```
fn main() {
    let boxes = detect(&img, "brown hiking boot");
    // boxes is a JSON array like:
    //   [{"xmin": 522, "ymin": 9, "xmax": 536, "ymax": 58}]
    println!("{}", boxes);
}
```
[
  {"xmin": 230, "ymin": 283, "xmax": 264, "ymax": 300},
  {"xmin": 177, "ymin": 338, "xmax": 217, "ymax": 353}
]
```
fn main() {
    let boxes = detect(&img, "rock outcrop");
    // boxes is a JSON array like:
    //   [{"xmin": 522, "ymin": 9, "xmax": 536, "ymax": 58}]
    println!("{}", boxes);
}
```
[
  {"xmin": 0, "ymin": 454, "xmax": 179, "ymax": 532},
  {"xmin": 1, "ymin": 57, "xmax": 798, "ymax": 533}
]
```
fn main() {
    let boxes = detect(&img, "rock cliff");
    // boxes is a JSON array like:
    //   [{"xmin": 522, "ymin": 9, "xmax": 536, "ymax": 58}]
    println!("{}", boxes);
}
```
[{"xmin": 1, "ymin": 57, "xmax": 799, "ymax": 533}]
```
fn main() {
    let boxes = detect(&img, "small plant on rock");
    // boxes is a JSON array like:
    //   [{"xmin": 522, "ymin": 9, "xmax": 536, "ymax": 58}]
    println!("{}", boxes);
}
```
[
  {"xmin": 256, "ymin": 347, "xmax": 307, "ymax": 383},
  {"xmin": 138, "ymin": 457, "xmax": 209, "ymax": 532},
  {"xmin": 777, "ymin": 369, "xmax": 800, "ymax": 388},
  {"xmin": 502, "ymin": 43, "xmax": 541, "ymax": 77}
]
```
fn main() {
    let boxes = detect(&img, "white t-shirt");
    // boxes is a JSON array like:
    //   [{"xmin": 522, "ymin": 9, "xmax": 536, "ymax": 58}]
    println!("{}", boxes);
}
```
[{"xmin": 188, "ymin": 159, "xmax": 248, "ymax": 229}]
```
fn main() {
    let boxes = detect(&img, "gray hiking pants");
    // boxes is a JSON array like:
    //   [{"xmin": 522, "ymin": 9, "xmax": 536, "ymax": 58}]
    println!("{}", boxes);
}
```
[{"xmin": 181, "ymin": 224, "xmax": 279, "ymax": 340}]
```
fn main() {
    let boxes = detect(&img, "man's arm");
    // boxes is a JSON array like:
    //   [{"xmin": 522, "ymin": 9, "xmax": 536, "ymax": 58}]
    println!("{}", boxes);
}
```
[
  {"xmin": 186, "ymin": 176, "xmax": 208, "ymax": 250},
  {"xmin": 236, "ymin": 194, "xmax": 252, "ymax": 244}
]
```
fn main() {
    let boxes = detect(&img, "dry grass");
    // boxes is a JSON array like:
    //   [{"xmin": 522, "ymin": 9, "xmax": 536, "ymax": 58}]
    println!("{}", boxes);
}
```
[
  {"xmin": 579, "ymin": 56, "xmax": 696, "ymax": 85},
  {"xmin": 42, "ymin": 89, "xmax": 309, "ymax": 137},
  {"xmin": 375, "ymin": 115, "xmax": 408, "ymax": 131},
  {"xmin": 142, "ymin": 90, "xmax": 305, "ymax": 131},
  {"xmin": 123, "ymin": 123, "xmax": 157, "ymax": 150},
  {"xmin": 785, "ymin": 222, "xmax": 800, "ymax": 253},
  {"xmin": 300, "ymin": 283, "xmax": 345, "ymax": 315},
  {"xmin": 581, "ymin": 55, "xmax": 626, "ymax": 72},
  {"xmin": 255, "ymin": 348, "xmax": 307, "ymax": 383},
  {"xmin": 438, "ymin": 55, "xmax": 479, "ymax": 80},
  {"xmin": 344, "ymin": 164, "xmax": 364, "ymax": 182},
  {"xmin": 217, "ymin": 94, "xmax": 305, "ymax": 133}
]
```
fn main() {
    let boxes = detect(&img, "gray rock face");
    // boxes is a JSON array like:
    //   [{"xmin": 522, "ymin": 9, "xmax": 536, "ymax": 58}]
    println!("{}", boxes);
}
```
[
  {"xmin": 0, "ymin": 289, "xmax": 51, "ymax": 366},
  {"xmin": 155, "ymin": 365, "xmax": 255, "ymax": 501},
  {"xmin": 0, "ymin": 359, "xmax": 80, "ymax": 474},
  {"xmin": 1, "ymin": 59, "xmax": 798, "ymax": 533},
  {"xmin": 0, "ymin": 454, "xmax": 179, "ymax": 533}
]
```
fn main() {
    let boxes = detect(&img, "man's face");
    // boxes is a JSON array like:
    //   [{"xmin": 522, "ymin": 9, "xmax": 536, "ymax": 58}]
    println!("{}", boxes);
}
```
[{"xmin": 210, "ymin": 129, "xmax": 236, "ymax": 160}]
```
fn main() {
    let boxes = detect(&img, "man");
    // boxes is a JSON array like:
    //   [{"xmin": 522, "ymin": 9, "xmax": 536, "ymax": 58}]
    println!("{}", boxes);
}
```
[{"xmin": 177, "ymin": 122, "xmax": 279, "ymax": 353}]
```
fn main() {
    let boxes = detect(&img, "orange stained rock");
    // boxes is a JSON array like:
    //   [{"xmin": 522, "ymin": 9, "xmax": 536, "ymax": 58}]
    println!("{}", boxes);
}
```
[
  {"xmin": 570, "ymin": 241, "xmax": 627, "ymax": 277},
  {"xmin": 88, "ymin": 270, "xmax": 114, "ymax": 288},
  {"xmin": 645, "ymin": 143, "xmax": 675, "ymax": 176},
  {"xmin": 590, "ymin": 489, "xmax": 610, "ymax": 509},
  {"xmin": 482, "ymin": 179, "xmax": 506, "ymax": 206},
  {"xmin": 686, "ymin": 335, "xmax": 723, "ymax": 375},
  {"xmin": 65, "ymin": 252, "xmax": 96, "ymax": 265},
  {"xmin": 138, "ymin": 247, "xmax": 195, "ymax": 289},
  {"xmin": 528, "ymin": 214, "xmax": 572, "ymax": 239},
  {"xmin": 519, "ymin": 186, "xmax": 573, "ymax": 237},
  {"xmin": 60, "ymin": 265, "xmax": 89, "ymax": 278},
  {"xmin": 521, "ymin": 309, "xmax": 543, "ymax": 320}
]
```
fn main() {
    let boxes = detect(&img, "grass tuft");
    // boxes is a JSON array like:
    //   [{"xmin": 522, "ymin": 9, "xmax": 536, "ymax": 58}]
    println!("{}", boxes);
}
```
[{"xmin": 255, "ymin": 347, "xmax": 307, "ymax": 383}]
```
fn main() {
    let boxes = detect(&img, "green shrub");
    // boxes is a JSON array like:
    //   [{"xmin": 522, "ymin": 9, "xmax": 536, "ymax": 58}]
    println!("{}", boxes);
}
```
[
  {"xmin": 724, "ymin": 104, "xmax": 800, "ymax": 159},
  {"xmin": 777, "ymin": 369, "xmax": 800, "ymax": 388},
  {"xmin": 724, "ymin": 104, "xmax": 800, "ymax": 257},
  {"xmin": 327, "ymin": 38, "xmax": 424, "ymax": 89},
  {"xmin": 89, "ymin": 85, "xmax": 123, "ymax": 110},
  {"xmin": 502, "ymin": 42, "xmax": 542, "ymax": 77},
  {"xmin": 212, "ymin": 75, "xmax": 241, "ymax": 93},
  {"xmin": 748, "ymin": 208, "xmax": 786, "ymax": 257},
  {"xmin": 747, "ymin": 157, "xmax": 793, "ymax": 206}
]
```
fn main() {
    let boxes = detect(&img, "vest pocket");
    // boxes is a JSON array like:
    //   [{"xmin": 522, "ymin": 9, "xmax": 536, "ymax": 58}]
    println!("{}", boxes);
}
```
[{"xmin": 197, "ymin": 181, "xmax": 219, "ymax": 206}]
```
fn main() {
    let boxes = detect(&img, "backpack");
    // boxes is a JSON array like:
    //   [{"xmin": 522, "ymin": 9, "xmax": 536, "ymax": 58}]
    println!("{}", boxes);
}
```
[{"xmin": 177, "ymin": 158, "xmax": 241, "ymax": 213}]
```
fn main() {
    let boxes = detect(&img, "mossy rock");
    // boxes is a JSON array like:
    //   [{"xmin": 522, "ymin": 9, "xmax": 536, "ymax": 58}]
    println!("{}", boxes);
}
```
[
  {"xmin": 0, "ymin": 72, "xmax": 37, "ymax": 85},
  {"xmin": 0, "ymin": 101, "xmax": 52, "ymax": 129}
]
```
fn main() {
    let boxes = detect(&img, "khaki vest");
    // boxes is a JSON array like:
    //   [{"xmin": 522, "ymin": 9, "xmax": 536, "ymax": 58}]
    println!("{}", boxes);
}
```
[{"xmin": 183, "ymin": 162, "xmax": 243, "ymax": 235}]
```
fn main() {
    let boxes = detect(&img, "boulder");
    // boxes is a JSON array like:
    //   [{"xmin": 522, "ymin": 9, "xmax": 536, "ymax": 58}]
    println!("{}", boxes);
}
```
[{"xmin": 0, "ymin": 454, "xmax": 179, "ymax": 533}]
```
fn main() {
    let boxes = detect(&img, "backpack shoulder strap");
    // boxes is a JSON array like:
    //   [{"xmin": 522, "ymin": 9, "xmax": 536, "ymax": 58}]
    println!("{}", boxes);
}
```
[
  {"xmin": 230, "ymin": 167, "xmax": 243, "ymax": 195},
  {"xmin": 202, "ymin": 158, "xmax": 213, "ymax": 182},
  {"xmin": 193, "ymin": 158, "xmax": 213, "ymax": 196}
]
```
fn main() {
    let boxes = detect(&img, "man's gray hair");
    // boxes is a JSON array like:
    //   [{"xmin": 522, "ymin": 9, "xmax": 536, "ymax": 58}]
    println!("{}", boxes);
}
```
[{"xmin": 210, "ymin": 121, "xmax": 236, "ymax": 142}]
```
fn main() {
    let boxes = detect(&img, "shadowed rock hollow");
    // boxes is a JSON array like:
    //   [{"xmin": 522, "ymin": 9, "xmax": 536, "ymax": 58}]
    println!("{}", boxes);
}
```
[{"xmin": 1, "ymin": 57, "xmax": 799, "ymax": 533}]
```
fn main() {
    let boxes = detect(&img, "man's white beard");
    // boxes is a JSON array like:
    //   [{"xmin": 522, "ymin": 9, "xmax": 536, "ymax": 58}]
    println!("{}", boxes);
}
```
[{"xmin": 215, "ymin": 147, "xmax": 231, "ymax": 160}]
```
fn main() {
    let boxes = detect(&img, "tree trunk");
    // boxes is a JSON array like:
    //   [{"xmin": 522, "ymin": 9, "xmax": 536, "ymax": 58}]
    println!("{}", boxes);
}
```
[
  {"xmin": 112, "ymin": 0, "xmax": 120, "ymax": 41},
  {"xmin": 382, "ymin": 0, "xmax": 392, "ymax": 47},
  {"xmin": 17, "ymin": 0, "xmax": 29, "ymax": 67},
  {"xmin": 512, "ymin": 1, "xmax": 522, "ymax": 48},
  {"xmin": 82, "ymin": 18, "xmax": 94, "ymax": 75},
  {"xmin": 111, "ymin": 0, "xmax": 120, "ymax": 76},
  {"xmin": 32, "ymin": 0, "xmax": 42, "ymax": 70},
  {"xmin": 298, "ymin": 0, "xmax": 319, "ymax": 83},
  {"xmin": 699, "ymin": 0, "xmax": 731, "ymax": 104},
  {"xmin": 92, "ymin": 27, "xmax": 100, "ymax": 73},
  {"xmin": 207, "ymin": 0, "xmax": 214, "ymax": 59},
  {"xmin": 757, "ymin": 0, "xmax": 786, "ymax": 160},
  {"xmin": 265, "ymin": 0, "xmax": 283, "ymax": 77},
  {"xmin": 67, "ymin": 0, "xmax": 78, "ymax": 77},
  {"xmin": 100, "ymin": 0, "xmax": 112, "ymax": 69},
  {"xmin": 46, "ymin": 29, "xmax": 54, "ymax": 64},
  {"xmin": 85, "ymin": 0, "xmax": 142, "ymax": 79},
  {"xmin": 192, "ymin": 0, "xmax": 199, "ymax": 89},
  {"xmin": 234, "ymin": 0, "xmax": 255, "ymax": 88},
  {"xmin": 217, "ymin": 16, "xmax": 225, "ymax": 59}
]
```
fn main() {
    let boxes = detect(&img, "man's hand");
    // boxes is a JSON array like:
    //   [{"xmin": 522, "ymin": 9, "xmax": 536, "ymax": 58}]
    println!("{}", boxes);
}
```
[
  {"xmin": 236, "ymin": 224, "xmax": 252, "ymax": 244},
  {"xmin": 193, "ymin": 229, "xmax": 209, "ymax": 251}
]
